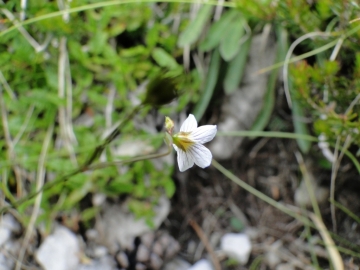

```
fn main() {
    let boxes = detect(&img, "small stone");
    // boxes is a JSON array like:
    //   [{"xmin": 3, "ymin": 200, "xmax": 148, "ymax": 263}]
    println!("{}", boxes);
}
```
[
  {"xmin": 220, "ymin": 233, "xmax": 252, "ymax": 265},
  {"xmin": 141, "ymin": 232, "xmax": 154, "ymax": 248},
  {"xmin": 93, "ymin": 246, "xmax": 108, "ymax": 258},
  {"xmin": 92, "ymin": 193, "xmax": 106, "ymax": 206},
  {"xmin": 0, "ymin": 214, "xmax": 20, "ymax": 246},
  {"xmin": 0, "ymin": 240, "xmax": 20, "ymax": 270},
  {"xmin": 85, "ymin": 229, "xmax": 98, "ymax": 241},
  {"xmin": 164, "ymin": 240, "xmax": 180, "ymax": 259},
  {"xmin": 276, "ymin": 263, "xmax": 295, "ymax": 270},
  {"xmin": 78, "ymin": 256, "xmax": 117, "ymax": 270},
  {"xmin": 265, "ymin": 240, "xmax": 282, "ymax": 268},
  {"xmin": 294, "ymin": 178, "xmax": 329, "ymax": 207},
  {"xmin": 152, "ymin": 241, "xmax": 163, "ymax": 256},
  {"xmin": 162, "ymin": 257, "xmax": 191, "ymax": 270},
  {"xmin": 188, "ymin": 259, "xmax": 213, "ymax": 270},
  {"xmin": 158, "ymin": 234, "xmax": 170, "ymax": 247},
  {"xmin": 116, "ymin": 251, "xmax": 129, "ymax": 268},
  {"xmin": 135, "ymin": 262, "xmax": 146, "ymax": 270},
  {"xmin": 150, "ymin": 253, "xmax": 163, "ymax": 270},
  {"xmin": 96, "ymin": 196, "xmax": 170, "ymax": 252},
  {"xmin": 36, "ymin": 226, "xmax": 80, "ymax": 270},
  {"xmin": 136, "ymin": 244, "xmax": 150, "ymax": 262}
]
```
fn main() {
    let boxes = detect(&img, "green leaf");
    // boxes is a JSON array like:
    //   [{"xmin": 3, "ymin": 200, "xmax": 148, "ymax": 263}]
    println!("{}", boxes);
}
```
[
  {"xmin": 193, "ymin": 49, "xmax": 221, "ymax": 120},
  {"xmin": 223, "ymin": 35, "xmax": 251, "ymax": 94},
  {"xmin": 220, "ymin": 17, "xmax": 246, "ymax": 61},
  {"xmin": 199, "ymin": 9, "xmax": 239, "ymax": 52},
  {"xmin": 163, "ymin": 178, "xmax": 176, "ymax": 198},
  {"xmin": 291, "ymin": 93, "xmax": 311, "ymax": 153},
  {"xmin": 151, "ymin": 47, "xmax": 179, "ymax": 70},
  {"xmin": 178, "ymin": 5, "xmax": 213, "ymax": 47},
  {"xmin": 63, "ymin": 177, "xmax": 93, "ymax": 209},
  {"xmin": 81, "ymin": 207, "xmax": 99, "ymax": 222},
  {"xmin": 251, "ymin": 26, "xmax": 287, "ymax": 131},
  {"xmin": 230, "ymin": 217, "xmax": 245, "ymax": 231},
  {"xmin": 27, "ymin": 90, "xmax": 66, "ymax": 108}
]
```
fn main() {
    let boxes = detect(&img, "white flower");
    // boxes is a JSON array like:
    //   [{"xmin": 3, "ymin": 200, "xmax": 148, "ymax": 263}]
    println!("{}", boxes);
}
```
[{"xmin": 171, "ymin": 114, "xmax": 217, "ymax": 172}]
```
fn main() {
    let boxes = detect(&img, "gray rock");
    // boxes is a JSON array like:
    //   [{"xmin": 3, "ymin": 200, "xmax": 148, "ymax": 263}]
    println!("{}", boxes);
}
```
[
  {"xmin": 0, "ymin": 240, "xmax": 20, "ymax": 270},
  {"xmin": 0, "ymin": 214, "xmax": 21, "ymax": 247},
  {"xmin": 162, "ymin": 257, "xmax": 191, "ymax": 270},
  {"xmin": 210, "ymin": 34, "xmax": 277, "ymax": 160},
  {"xmin": 96, "ymin": 196, "xmax": 170, "ymax": 252},
  {"xmin": 188, "ymin": 259, "xmax": 214, "ymax": 270}
]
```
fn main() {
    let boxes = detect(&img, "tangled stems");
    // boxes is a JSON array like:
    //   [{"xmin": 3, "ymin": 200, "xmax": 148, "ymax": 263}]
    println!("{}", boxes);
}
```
[{"xmin": 0, "ymin": 104, "xmax": 171, "ymax": 215}]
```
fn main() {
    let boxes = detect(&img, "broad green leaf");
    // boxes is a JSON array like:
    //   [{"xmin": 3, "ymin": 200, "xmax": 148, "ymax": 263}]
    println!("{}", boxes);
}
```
[
  {"xmin": 199, "ymin": 9, "xmax": 239, "ymax": 52},
  {"xmin": 151, "ymin": 47, "xmax": 179, "ymax": 70},
  {"xmin": 178, "ymin": 5, "xmax": 213, "ymax": 47},
  {"xmin": 220, "ymin": 17, "xmax": 245, "ymax": 61},
  {"xmin": 224, "ymin": 35, "xmax": 251, "ymax": 94},
  {"xmin": 193, "ymin": 49, "xmax": 221, "ymax": 120}
]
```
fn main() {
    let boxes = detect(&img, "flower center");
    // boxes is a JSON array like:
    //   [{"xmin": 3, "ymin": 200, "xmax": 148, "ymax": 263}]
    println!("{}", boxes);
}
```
[{"xmin": 172, "ymin": 132, "xmax": 194, "ymax": 152}]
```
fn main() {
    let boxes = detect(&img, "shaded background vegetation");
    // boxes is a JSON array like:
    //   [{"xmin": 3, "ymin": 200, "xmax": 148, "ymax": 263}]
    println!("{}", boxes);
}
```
[{"xmin": 1, "ymin": 0, "xmax": 360, "ymax": 269}]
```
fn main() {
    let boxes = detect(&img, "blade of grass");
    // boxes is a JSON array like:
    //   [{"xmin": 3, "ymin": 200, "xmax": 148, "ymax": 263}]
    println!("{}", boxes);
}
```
[
  {"xmin": 258, "ymin": 24, "xmax": 360, "ymax": 75},
  {"xmin": 310, "ymin": 213, "xmax": 344, "ymax": 270},
  {"xmin": 251, "ymin": 26, "xmax": 286, "ymax": 131},
  {"xmin": 193, "ymin": 49, "xmax": 221, "ymax": 120},
  {"xmin": 0, "ymin": 0, "xmax": 236, "ymax": 38},
  {"xmin": 330, "ymin": 199, "xmax": 360, "ymax": 225},
  {"xmin": 211, "ymin": 159, "xmax": 312, "ymax": 226},
  {"xmin": 217, "ymin": 130, "xmax": 360, "ymax": 173},
  {"xmin": 223, "ymin": 34, "xmax": 251, "ymax": 94}
]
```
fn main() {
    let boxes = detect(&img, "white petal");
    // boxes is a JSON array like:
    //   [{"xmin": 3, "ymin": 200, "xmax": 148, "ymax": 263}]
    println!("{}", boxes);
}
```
[
  {"xmin": 177, "ymin": 148, "xmax": 195, "ymax": 172},
  {"xmin": 190, "ymin": 125, "xmax": 217, "ymax": 144},
  {"xmin": 180, "ymin": 114, "xmax": 197, "ymax": 132},
  {"xmin": 188, "ymin": 144, "xmax": 212, "ymax": 168}
]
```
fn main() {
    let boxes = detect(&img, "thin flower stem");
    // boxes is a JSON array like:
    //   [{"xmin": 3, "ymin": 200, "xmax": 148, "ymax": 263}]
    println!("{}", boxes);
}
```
[
  {"xmin": 217, "ymin": 130, "xmax": 318, "ymax": 141},
  {"xmin": 283, "ymin": 32, "xmax": 333, "ymax": 108},
  {"xmin": 211, "ymin": 159, "xmax": 312, "ymax": 226},
  {"xmin": 217, "ymin": 131, "xmax": 360, "ymax": 174}
]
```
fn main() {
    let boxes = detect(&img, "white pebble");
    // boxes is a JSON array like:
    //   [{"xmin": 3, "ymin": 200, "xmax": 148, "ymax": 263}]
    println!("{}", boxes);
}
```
[
  {"xmin": 220, "ymin": 233, "xmax": 252, "ymax": 265},
  {"xmin": 188, "ymin": 259, "xmax": 213, "ymax": 270}
]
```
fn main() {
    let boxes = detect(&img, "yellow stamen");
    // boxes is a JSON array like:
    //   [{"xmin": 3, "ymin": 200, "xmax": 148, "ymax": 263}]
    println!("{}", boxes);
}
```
[{"xmin": 172, "ymin": 132, "xmax": 194, "ymax": 151}]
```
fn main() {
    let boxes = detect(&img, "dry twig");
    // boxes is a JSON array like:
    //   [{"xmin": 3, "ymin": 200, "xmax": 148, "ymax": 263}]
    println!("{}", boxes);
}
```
[{"xmin": 189, "ymin": 219, "xmax": 222, "ymax": 270}]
